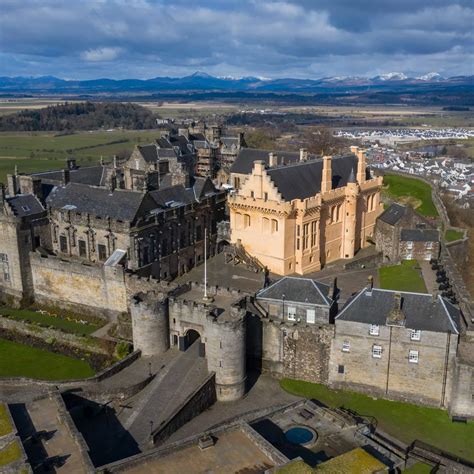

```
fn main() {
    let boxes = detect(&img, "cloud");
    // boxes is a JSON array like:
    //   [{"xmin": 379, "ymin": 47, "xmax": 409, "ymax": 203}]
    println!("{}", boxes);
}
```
[
  {"xmin": 81, "ymin": 47, "xmax": 123, "ymax": 62},
  {"xmin": 0, "ymin": 0, "xmax": 472, "ymax": 78}
]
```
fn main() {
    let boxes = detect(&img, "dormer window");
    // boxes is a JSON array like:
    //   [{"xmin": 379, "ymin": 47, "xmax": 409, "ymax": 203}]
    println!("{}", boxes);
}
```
[
  {"xmin": 410, "ymin": 329, "xmax": 421, "ymax": 341},
  {"xmin": 369, "ymin": 324, "xmax": 380, "ymax": 336},
  {"xmin": 342, "ymin": 341, "xmax": 350, "ymax": 352},
  {"xmin": 407, "ymin": 241, "xmax": 413, "ymax": 249},
  {"xmin": 21, "ymin": 205, "xmax": 30, "ymax": 212}
]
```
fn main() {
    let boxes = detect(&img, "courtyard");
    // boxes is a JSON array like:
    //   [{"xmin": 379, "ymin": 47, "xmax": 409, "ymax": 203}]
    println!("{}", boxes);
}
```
[{"xmin": 379, "ymin": 260, "xmax": 427, "ymax": 293}]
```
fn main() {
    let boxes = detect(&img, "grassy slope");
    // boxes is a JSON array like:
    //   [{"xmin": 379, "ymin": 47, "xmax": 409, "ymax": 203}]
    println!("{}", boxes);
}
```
[
  {"xmin": 0, "ymin": 440, "xmax": 22, "ymax": 467},
  {"xmin": 0, "ymin": 307, "xmax": 101, "ymax": 335},
  {"xmin": 0, "ymin": 404, "xmax": 12, "ymax": 437},
  {"xmin": 0, "ymin": 130, "xmax": 160, "ymax": 183},
  {"xmin": 0, "ymin": 339, "xmax": 94, "ymax": 380},
  {"xmin": 379, "ymin": 260, "xmax": 427, "ymax": 293},
  {"xmin": 445, "ymin": 229, "xmax": 464, "ymax": 242},
  {"xmin": 280, "ymin": 379, "xmax": 474, "ymax": 462},
  {"xmin": 383, "ymin": 174, "xmax": 438, "ymax": 217}
]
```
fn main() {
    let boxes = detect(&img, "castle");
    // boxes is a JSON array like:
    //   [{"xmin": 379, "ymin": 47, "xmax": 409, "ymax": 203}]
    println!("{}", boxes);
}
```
[{"xmin": 228, "ymin": 146, "xmax": 383, "ymax": 275}]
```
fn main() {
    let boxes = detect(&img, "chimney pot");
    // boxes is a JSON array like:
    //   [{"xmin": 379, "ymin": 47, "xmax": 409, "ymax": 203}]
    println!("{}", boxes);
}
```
[{"xmin": 269, "ymin": 153, "xmax": 277, "ymax": 167}]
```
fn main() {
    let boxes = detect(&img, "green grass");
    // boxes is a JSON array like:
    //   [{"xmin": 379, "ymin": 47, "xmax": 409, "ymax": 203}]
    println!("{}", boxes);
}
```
[
  {"xmin": 0, "ymin": 307, "xmax": 101, "ymax": 335},
  {"xmin": 0, "ymin": 404, "xmax": 13, "ymax": 437},
  {"xmin": 445, "ymin": 229, "xmax": 464, "ymax": 242},
  {"xmin": 0, "ymin": 339, "xmax": 95, "ymax": 380},
  {"xmin": 383, "ymin": 174, "xmax": 438, "ymax": 217},
  {"xmin": 402, "ymin": 463, "xmax": 433, "ymax": 474},
  {"xmin": 379, "ymin": 260, "xmax": 427, "ymax": 293},
  {"xmin": 0, "ymin": 129, "xmax": 161, "ymax": 183},
  {"xmin": 0, "ymin": 440, "xmax": 22, "ymax": 466},
  {"xmin": 280, "ymin": 379, "xmax": 474, "ymax": 462}
]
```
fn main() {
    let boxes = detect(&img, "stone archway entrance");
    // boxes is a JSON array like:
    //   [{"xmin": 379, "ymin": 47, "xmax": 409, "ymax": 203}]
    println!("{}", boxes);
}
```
[{"xmin": 179, "ymin": 329, "xmax": 205, "ymax": 357}]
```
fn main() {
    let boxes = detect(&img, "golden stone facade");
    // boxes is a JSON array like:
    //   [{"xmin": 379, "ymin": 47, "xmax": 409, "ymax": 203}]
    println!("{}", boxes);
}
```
[{"xmin": 228, "ymin": 147, "xmax": 383, "ymax": 275}]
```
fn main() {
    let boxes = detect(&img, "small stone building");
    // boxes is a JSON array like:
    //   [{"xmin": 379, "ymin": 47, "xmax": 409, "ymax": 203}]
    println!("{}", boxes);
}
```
[
  {"xmin": 329, "ymin": 285, "xmax": 460, "ymax": 407},
  {"xmin": 375, "ymin": 203, "xmax": 439, "ymax": 263}
]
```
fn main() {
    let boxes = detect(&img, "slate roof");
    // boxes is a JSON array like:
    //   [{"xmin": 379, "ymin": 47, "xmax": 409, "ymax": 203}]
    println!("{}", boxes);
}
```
[
  {"xmin": 221, "ymin": 137, "xmax": 239, "ymax": 148},
  {"xmin": 256, "ymin": 276, "xmax": 332, "ymax": 306},
  {"xmin": 7, "ymin": 194, "xmax": 45, "ymax": 217},
  {"xmin": 189, "ymin": 132, "xmax": 206, "ymax": 141},
  {"xmin": 230, "ymin": 148, "xmax": 301, "ymax": 174},
  {"xmin": 336, "ymin": 288, "xmax": 459, "ymax": 333},
  {"xmin": 378, "ymin": 203, "xmax": 407, "ymax": 225},
  {"xmin": 157, "ymin": 148, "xmax": 177, "ymax": 159},
  {"xmin": 46, "ymin": 183, "xmax": 149, "ymax": 222},
  {"xmin": 401, "ymin": 229, "xmax": 439, "ymax": 242},
  {"xmin": 150, "ymin": 177, "xmax": 217, "ymax": 207},
  {"xmin": 267, "ymin": 155, "xmax": 362, "ymax": 201},
  {"xmin": 32, "ymin": 166, "xmax": 105, "ymax": 187},
  {"xmin": 137, "ymin": 145, "xmax": 158, "ymax": 163}
]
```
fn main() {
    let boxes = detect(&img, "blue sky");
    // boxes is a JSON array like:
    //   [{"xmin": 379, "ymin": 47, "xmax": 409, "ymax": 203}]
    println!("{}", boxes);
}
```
[{"xmin": 0, "ymin": 0, "xmax": 472, "ymax": 79}]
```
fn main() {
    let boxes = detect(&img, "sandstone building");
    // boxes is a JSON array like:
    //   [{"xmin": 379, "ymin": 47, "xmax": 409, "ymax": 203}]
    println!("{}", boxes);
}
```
[{"xmin": 228, "ymin": 147, "xmax": 383, "ymax": 275}]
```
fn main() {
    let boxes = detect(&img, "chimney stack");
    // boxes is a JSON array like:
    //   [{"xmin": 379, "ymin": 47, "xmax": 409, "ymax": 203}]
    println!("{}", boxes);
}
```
[
  {"xmin": 0, "ymin": 184, "xmax": 5, "ymax": 205},
  {"xmin": 299, "ymin": 148, "xmax": 308, "ymax": 162},
  {"xmin": 366, "ymin": 275, "xmax": 374, "ymax": 294},
  {"xmin": 113, "ymin": 155, "xmax": 118, "ymax": 169},
  {"xmin": 356, "ymin": 148, "xmax": 367, "ymax": 184},
  {"xmin": 66, "ymin": 158, "xmax": 77, "ymax": 170},
  {"xmin": 268, "ymin": 153, "xmax": 277, "ymax": 168},
  {"xmin": 62, "ymin": 169, "xmax": 70, "ymax": 185},
  {"xmin": 253, "ymin": 160, "xmax": 266, "ymax": 176},
  {"xmin": 321, "ymin": 156, "xmax": 332, "ymax": 194}
]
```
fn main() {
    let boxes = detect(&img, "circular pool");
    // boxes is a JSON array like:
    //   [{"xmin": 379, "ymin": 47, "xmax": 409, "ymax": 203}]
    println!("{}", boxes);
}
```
[{"xmin": 284, "ymin": 426, "xmax": 317, "ymax": 446}]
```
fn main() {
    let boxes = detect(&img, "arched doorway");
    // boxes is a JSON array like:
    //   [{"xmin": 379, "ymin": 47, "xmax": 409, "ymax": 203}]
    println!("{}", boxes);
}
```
[{"xmin": 186, "ymin": 329, "xmax": 201, "ymax": 347}]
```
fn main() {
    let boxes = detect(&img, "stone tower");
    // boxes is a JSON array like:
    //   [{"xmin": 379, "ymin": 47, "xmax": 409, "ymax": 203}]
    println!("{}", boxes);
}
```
[
  {"xmin": 131, "ymin": 291, "xmax": 170, "ymax": 357},
  {"xmin": 343, "ymin": 168, "xmax": 359, "ymax": 259},
  {"xmin": 205, "ymin": 304, "xmax": 247, "ymax": 402}
]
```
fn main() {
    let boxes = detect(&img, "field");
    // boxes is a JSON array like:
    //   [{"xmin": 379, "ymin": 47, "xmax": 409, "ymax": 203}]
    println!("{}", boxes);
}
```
[
  {"xmin": 382, "ymin": 174, "xmax": 438, "ymax": 217},
  {"xmin": 280, "ymin": 379, "xmax": 474, "ymax": 462},
  {"xmin": 0, "ymin": 129, "xmax": 160, "ymax": 183},
  {"xmin": 379, "ymin": 260, "xmax": 427, "ymax": 293},
  {"xmin": 0, "ymin": 307, "xmax": 102, "ymax": 335},
  {"xmin": 0, "ymin": 338, "xmax": 95, "ymax": 380}
]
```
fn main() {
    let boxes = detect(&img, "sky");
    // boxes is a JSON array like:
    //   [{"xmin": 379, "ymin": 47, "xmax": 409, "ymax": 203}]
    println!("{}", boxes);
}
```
[{"xmin": 0, "ymin": 0, "xmax": 473, "ymax": 80}]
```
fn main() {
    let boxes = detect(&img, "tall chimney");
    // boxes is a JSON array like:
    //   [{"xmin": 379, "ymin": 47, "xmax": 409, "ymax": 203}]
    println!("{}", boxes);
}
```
[
  {"xmin": 113, "ymin": 155, "xmax": 118, "ymax": 169},
  {"xmin": 321, "ymin": 156, "xmax": 332, "ymax": 194},
  {"xmin": 366, "ymin": 275, "xmax": 374, "ymax": 294},
  {"xmin": 269, "ymin": 153, "xmax": 277, "ymax": 168},
  {"xmin": 300, "ymin": 148, "xmax": 308, "ymax": 162},
  {"xmin": 253, "ymin": 160, "xmax": 266, "ymax": 176},
  {"xmin": 62, "ymin": 169, "xmax": 70, "ymax": 185},
  {"xmin": 356, "ymin": 149, "xmax": 367, "ymax": 184}
]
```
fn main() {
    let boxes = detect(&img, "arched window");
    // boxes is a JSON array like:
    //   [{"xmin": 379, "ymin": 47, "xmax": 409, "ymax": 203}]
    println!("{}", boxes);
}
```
[
  {"xmin": 336, "ymin": 204, "xmax": 342, "ymax": 222},
  {"xmin": 271, "ymin": 219, "xmax": 279, "ymax": 233},
  {"xmin": 244, "ymin": 214, "xmax": 251, "ymax": 228},
  {"xmin": 262, "ymin": 217, "xmax": 270, "ymax": 233},
  {"xmin": 235, "ymin": 212, "xmax": 242, "ymax": 229}
]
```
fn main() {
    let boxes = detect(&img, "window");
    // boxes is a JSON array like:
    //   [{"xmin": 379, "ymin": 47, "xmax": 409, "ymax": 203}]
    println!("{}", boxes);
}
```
[
  {"xmin": 98, "ymin": 244, "xmax": 107, "ymax": 261},
  {"xmin": 271, "ymin": 219, "xmax": 278, "ymax": 233},
  {"xmin": 78, "ymin": 240, "xmax": 87, "ymax": 257},
  {"xmin": 426, "ymin": 242, "xmax": 433, "ymax": 249},
  {"xmin": 311, "ymin": 221, "xmax": 318, "ymax": 247},
  {"xmin": 406, "ymin": 241, "xmax": 413, "ymax": 249},
  {"xmin": 250, "ymin": 191, "xmax": 254, "ymax": 198},
  {"xmin": 306, "ymin": 309, "xmax": 315, "ymax": 324},
  {"xmin": 369, "ymin": 324, "xmax": 380, "ymax": 336},
  {"xmin": 342, "ymin": 341, "xmax": 350, "ymax": 352},
  {"xmin": 372, "ymin": 345, "xmax": 382, "ymax": 358},
  {"xmin": 243, "ymin": 214, "xmax": 251, "ymax": 228},
  {"xmin": 287, "ymin": 306, "xmax": 296, "ymax": 321},
  {"xmin": 0, "ymin": 253, "xmax": 10, "ymax": 282},
  {"xmin": 338, "ymin": 365, "xmax": 345, "ymax": 374},
  {"xmin": 302, "ymin": 223, "xmax": 309, "ymax": 250},
  {"xmin": 409, "ymin": 350, "xmax": 419, "ymax": 363},
  {"xmin": 21, "ymin": 205, "xmax": 30, "ymax": 212},
  {"xmin": 59, "ymin": 235, "xmax": 68, "ymax": 253},
  {"xmin": 264, "ymin": 192, "xmax": 268, "ymax": 201},
  {"xmin": 410, "ymin": 329, "xmax": 421, "ymax": 341},
  {"xmin": 262, "ymin": 217, "xmax": 270, "ymax": 233}
]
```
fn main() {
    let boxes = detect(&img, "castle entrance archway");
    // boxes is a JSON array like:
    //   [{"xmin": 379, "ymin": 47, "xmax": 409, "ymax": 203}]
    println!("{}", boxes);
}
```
[{"xmin": 180, "ymin": 329, "xmax": 205, "ymax": 357}]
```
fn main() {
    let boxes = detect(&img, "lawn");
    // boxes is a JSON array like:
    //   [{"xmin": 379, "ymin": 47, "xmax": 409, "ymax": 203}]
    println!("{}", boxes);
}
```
[
  {"xmin": 0, "ymin": 440, "xmax": 22, "ymax": 467},
  {"xmin": 0, "ymin": 339, "xmax": 95, "ymax": 380},
  {"xmin": 0, "ymin": 129, "xmax": 160, "ymax": 183},
  {"xmin": 383, "ymin": 174, "xmax": 438, "ymax": 217},
  {"xmin": 0, "ymin": 307, "xmax": 101, "ymax": 335},
  {"xmin": 402, "ymin": 463, "xmax": 432, "ymax": 474},
  {"xmin": 445, "ymin": 229, "xmax": 464, "ymax": 242},
  {"xmin": 0, "ymin": 404, "xmax": 13, "ymax": 437},
  {"xmin": 280, "ymin": 379, "xmax": 474, "ymax": 462},
  {"xmin": 379, "ymin": 260, "xmax": 427, "ymax": 293}
]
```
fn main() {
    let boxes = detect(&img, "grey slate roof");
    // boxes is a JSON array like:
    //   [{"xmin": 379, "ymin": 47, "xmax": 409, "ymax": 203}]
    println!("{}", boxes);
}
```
[
  {"xmin": 157, "ymin": 148, "xmax": 177, "ymax": 159},
  {"xmin": 267, "ymin": 155, "xmax": 362, "ymax": 201},
  {"xmin": 137, "ymin": 145, "xmax": 158, "ymax": 163},
  {"xmin": 150, "ymin": 177, "xmax": 217, "ymax": 207},
  {"xmin": 32, "ymin": 166, "xmax": 105, "ymax": 187},
  {"xmin": 230, "ymin": 148, "xmax": 301, "ymax": 174},
  {"xmin": 256, "ymin": 276, "xmax": 332, "ymax": 306},
  {"xmin": 378, "ymin": 203, "xmax": 406, "ymax": 226},
  {"xmin": 336, "ymin": 288, "xmax": 459, "ymax": 333},
  {"xmin": 46, "ymin": 183, "xmax": 149, "ymax": 222},
  {"xmin": 401, "ymin": 229, "xmax": 439, "ymax": 242},
  {"xmin": 7, "ymin": 194, "xmax": 45, "ymax": 217},
  {"xmin": 221, "ymin": 137, "xmax": 239, "ymax": 148}
]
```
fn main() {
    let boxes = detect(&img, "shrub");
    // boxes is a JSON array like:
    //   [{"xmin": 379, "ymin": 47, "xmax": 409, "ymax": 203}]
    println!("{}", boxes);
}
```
[{"xmin": 114, "ymin": 341, "xmax": 132, "ymax": 360}]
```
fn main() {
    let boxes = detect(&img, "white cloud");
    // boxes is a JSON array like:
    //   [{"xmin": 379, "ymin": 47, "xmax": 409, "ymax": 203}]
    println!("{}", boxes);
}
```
[{"xmin": 80, "ymin": 47, "xmax": 123, "ymax": 62}]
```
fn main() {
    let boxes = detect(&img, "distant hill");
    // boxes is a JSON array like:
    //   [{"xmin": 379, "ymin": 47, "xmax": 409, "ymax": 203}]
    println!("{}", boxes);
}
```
[{"xmin": 0, "ymin": 102, "xmax": 157, "ymax": 131}]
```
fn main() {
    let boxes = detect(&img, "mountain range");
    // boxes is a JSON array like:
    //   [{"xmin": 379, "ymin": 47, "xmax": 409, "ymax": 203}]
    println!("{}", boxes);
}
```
[{"xmin": 0, "ymin": 72, "xmax": 472, "ymax": 95}]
